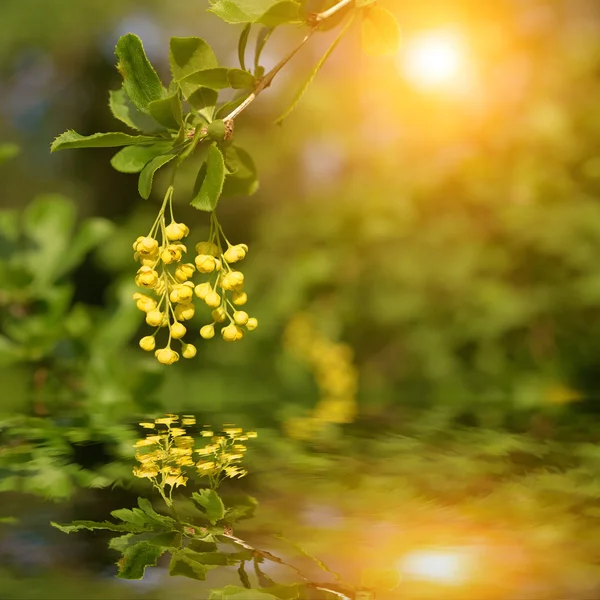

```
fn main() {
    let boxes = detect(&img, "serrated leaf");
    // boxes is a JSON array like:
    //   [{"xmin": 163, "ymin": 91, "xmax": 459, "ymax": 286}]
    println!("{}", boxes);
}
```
[
  {"xmin": 238, "ymin": 23, "xmax": 251, "ymax": 70},
  {"xmin": 181, "ymin": 67, "xmax": 231, "ymax": 90},
  {"xmin": 191, "ymin": 144, "xmax": 225, "ymax": 212},
  {"xmin": 115, "ymin": 33, "xmax": 164, "ymax": 113},
  {"xmin": 51, "ymin": 130, "xmax": 160, "ymax": 152},
  {"xmin": 148, "ymin": 93, "xmax": 183, "ymax": 129},
  {"xmin": 169, "ymin": 548, "xmax": 226, "ymax": 580},
  {"xmin": 257, "ymin": 1, "xmax": 300, "ymax": 26},
  {"xmin": 275, "ymin": 14, "xmax": 353, "ymax": 124},
  {"xmin": 361, "ymin": 6, "xmax": 401, "ymax": 56},
  {"xmin": 188, "ymin": 87, "xmax": 220, "ymax": 121},
  {"xmin": 51, "ymin": 520, "xmax": 144, "ymax": 534},
  {"xmin": 170, "ymin": 37, "xmax": 219, "ymax": 98},
  {"xmin": 138, "ymin": 153, "xmax": 178, "ymax": 199},
  {"xmin": 228, "ymin": 68, "xmax": 256, "ymax": 89},
  {"xmin": 110, "ymin": 142, "xmax": 174, "ymax": 173},
  {"xmin": 208, "ymin": 0, "xmax": 300, "ymax": 26},
  {"xmin": 222, "ymin": 145, "xmax": 259, "ymax": 197},
  {"xmin": 117, "ymin": 541, "xmax": 165, "ymax": 579},
  {"xmin": 137, "ymin": 497, "xmax": 177, "ymax": 527},
  {"xmin": 191, "ymin": 488, "xmax": 226, "ymax": 524},
  {"xmin": 108, "ymin": 88, "xmax": 163, "ymax": 132},
  {"xmin": 209, "ymin": 586, "xmax": 279, "ymax": 600}
]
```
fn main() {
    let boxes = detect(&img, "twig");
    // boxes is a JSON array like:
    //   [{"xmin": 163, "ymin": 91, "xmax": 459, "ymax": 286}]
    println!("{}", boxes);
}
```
[
  {"xmin": 221, "ymin": 533, "xmax": 353, "ymax": 600},
  {"xmin": 222, "ymin": 0, "xmax": 356, "ymax": 123},
  {"xmin": 312, "ymin": 0, "xmax": 354, "ymax": 23},
  {"xmin": 223, "ymin": 31, "xmax": 314, "ymax": 123}
]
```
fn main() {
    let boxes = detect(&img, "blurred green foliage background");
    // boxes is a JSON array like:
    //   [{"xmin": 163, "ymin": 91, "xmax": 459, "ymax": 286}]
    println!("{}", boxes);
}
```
[{"xmin": 3, "ymin": 0, "xmax": 600, "ymax": 598}]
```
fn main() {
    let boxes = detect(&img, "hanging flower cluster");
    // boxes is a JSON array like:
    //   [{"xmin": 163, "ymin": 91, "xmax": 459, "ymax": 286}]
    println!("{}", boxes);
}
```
[
  {"xmin": 195, "ymin": 212, "xmax": 258, "ymax": 343},
  {"xmin": 283, "ymin": 313, "xmax": 358, "ymax": 440},
  {"xmin": 133, "ymin": 414, "xmax": 257, "ymax": 502},
  {"xmin": 195, "ymin": 425, "xmax": 257, "ymax": 490},
  {"xmin": 133, "ymin": 187, "xmax": 257, "ymax": 364}
]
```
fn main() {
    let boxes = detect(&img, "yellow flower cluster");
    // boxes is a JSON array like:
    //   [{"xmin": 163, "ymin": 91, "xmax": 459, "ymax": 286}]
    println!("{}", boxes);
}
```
[
  {"xmin": 133, "ymin": 414, "xmax": 197, "ymax": 505},
  {"xmin": 194, "ymin": 213, "xmax": 258, "ymax": 343},
  {"xmin": 283, "ymin": 314, "xmax": 358, "ymax": 440},
  {"xmin": 133, "ymin": 414, "xmax": 256, "ymax": 499},
  {"xmin": 195, "ymin": 425, "xmax": 257, "ymax": 489},
  {"xmin": 133, "ymin": 187, "xmax": 255, "ymax": 364}
]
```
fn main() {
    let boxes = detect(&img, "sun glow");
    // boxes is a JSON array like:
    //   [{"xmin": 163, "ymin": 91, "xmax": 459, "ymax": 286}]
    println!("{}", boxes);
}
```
[
  {"xmin": 400, "ymin": 30, "xmax": 469, "ymax": 92},
  {"xmin": 397, "ymin": 549, "xmax": 468, "ymax": 584}
]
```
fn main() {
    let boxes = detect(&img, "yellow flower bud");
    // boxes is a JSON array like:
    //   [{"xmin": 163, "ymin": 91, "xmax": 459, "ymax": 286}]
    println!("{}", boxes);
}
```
[
  {"xmin": 223, "ymin": 244, "xmax": 248, "ymax": 263},
  {"xmin": 133, "ymin": 236, "xmax": 144, "ymax": 251},
  {"xmin": 246, "ymin": 317, "xmax": 258, "ymax": 331},
  {"xmin": 170, "ymin": 284, "xmax": 193, "ymax": 304},
  {"xmin": 211, "ymin": 307, "xmax": 227, "ymax": 323},
  {"xmin": 139, "ymin": 336, "xmax": 156, "ymax": 351},
  {"xmin": 165, "ymin": 222, "xmax": 190, "ymax": 241},
  {"xmin": 182, "ymin": 343, "xmax": 197, "ymax": 359},
  {"xmin": 161, "ymin": 245, "xmax": 183, "ymax": 264},
  {"xmin": 146, "ymin": 309, "xmax": 165, "ymax": 327},
  {"xmin": 220, "ymin": 271, "xmax": 244, "ymax": 291},
  {"xmin": 170, "ymin": 322, "xmax": 187, "ymax": 339},
  {"xmin": 155, "ymin": 347, "xmax": 179, "ymax": 365},
  {"xmin": 232, "ymin": 291, "xmax": 247, "ymax": 306},
  {"xmin": 205, "ymin": 291, "xmax": 221, "ymax": 308},
  {"xmin": 233, "ymin": 311, "xmax": 249, "ymax": 326},
  {"xmin": 134, "ymin": 236, "xmax": 159, "ymax": 256},
  {"xmin": 194, "ymin": 282, "xmax": 212, "ymax": 299},
  {"xmin": 135, "ymin": 266, "xmax": 159, "ymax": 288},
  {"xmin": 200, "ymin": 324, "xmax": 215, "ymax": 339},
  {"xmin": 133, "ymin": 293, "xmax": 157, "ymax": 312},
  {"xmin": 195, "ymin": 241, "xmax": 219, "ymax": 256},
  {"xmin": 222, "ymin": 324, "xmax": 243, "ymax": 342},
  {"xmin": 174, "ymin": 303, "xmax": 195, "ymax": 321},
  {"xmin": 175, "ymin": 262, "xmax": 195, "ymax": 282},
  {"xmin": 195, "ymin": 254, "xmax": 219, "ymax": 273}
]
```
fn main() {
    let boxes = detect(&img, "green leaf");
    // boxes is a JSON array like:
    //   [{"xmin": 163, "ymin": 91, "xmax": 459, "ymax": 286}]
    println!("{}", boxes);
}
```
[
  {"xmin": 108, "ymin": 88, "xmax": 163, "ymax": 132},
  {"xmin": 275, "ymin": 14, "xmax": 354, "ymax": 124},
  {"xmin": 208, "ymin": 0, "xmax": 300, "ymax": 26},
  {"xmin": 148, "ymin": 93, "xmax": 183, "ymax": 130},
  {"xmin": 169, "ymin": 549, "xmax": 226, "ymax": 580},
  {"xmin": 117, "ymin": 542, "xmax": 165, "ymax": 579},
  {"xmin": 222, "ymin": 145, "xmax": 259, "ymax": 197},
  {"xmin": 170, "ymin": 37, "xmax": 218, "ymax": 98},
  {"xmin": 115, "ymin": 33, "xmax": 164, "ymax": 113},
  {"xmin": 51, "ymin": 520, "xmax": 144, "ymax": 534},
  {"xmin": 110, "ymin": 142, "xmax": 174, "ymax": 173},
  {"xmin": 188, "ymin": 87, "xmax": 219, "ymax": 121},
  {"xmin": 191, "ymin": 488, "xmax": 226, "ymax": 524},
  {"xmin": 228, "ymin": 68, "xmax": 256, "ymax": 89},
  {"xmin": 209, "ymin": 586, "xmax": 279, "ymax": 600},
  {"xmin": 51, "ymin": 130, "xmax": 160, "ymax": 152},
  {"xmin": 360, "ymin": 6, "xmax": 401, "ymax": 56},
  {"xmin": 237, "ymin": 561, "xmax": 251, "ymax": 588},
  {"xmin": 257, "ymin": 1, "xmax": 300, "ymax": 26},
  {"xmin": 224, "ymin": 494, "xmax": 259, "ymax": 523},
  {"xmin": 138, "ymin": 153, "xmax": 178, "ymax": 199},
  {"xmin": 254, "ymin": 26, "xmax": 273, "ymax": 72},
  {"xmin": 137, "ymin": 497, "xmax": 177, "ymax": 526},
  {"xmin": 0, "ymin": 143, "xmax": 20, "ymax": 166},
  {"xmin": 191, "ymin": 144, "xmax": 225, "ymax": 212},
  {"xmin": 181, "ymin": 68, "xmax": 231, "ymax": 90},
  {"xmin": 238, "ymin": 23, "xmax": 251, "ymax": 71}
]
